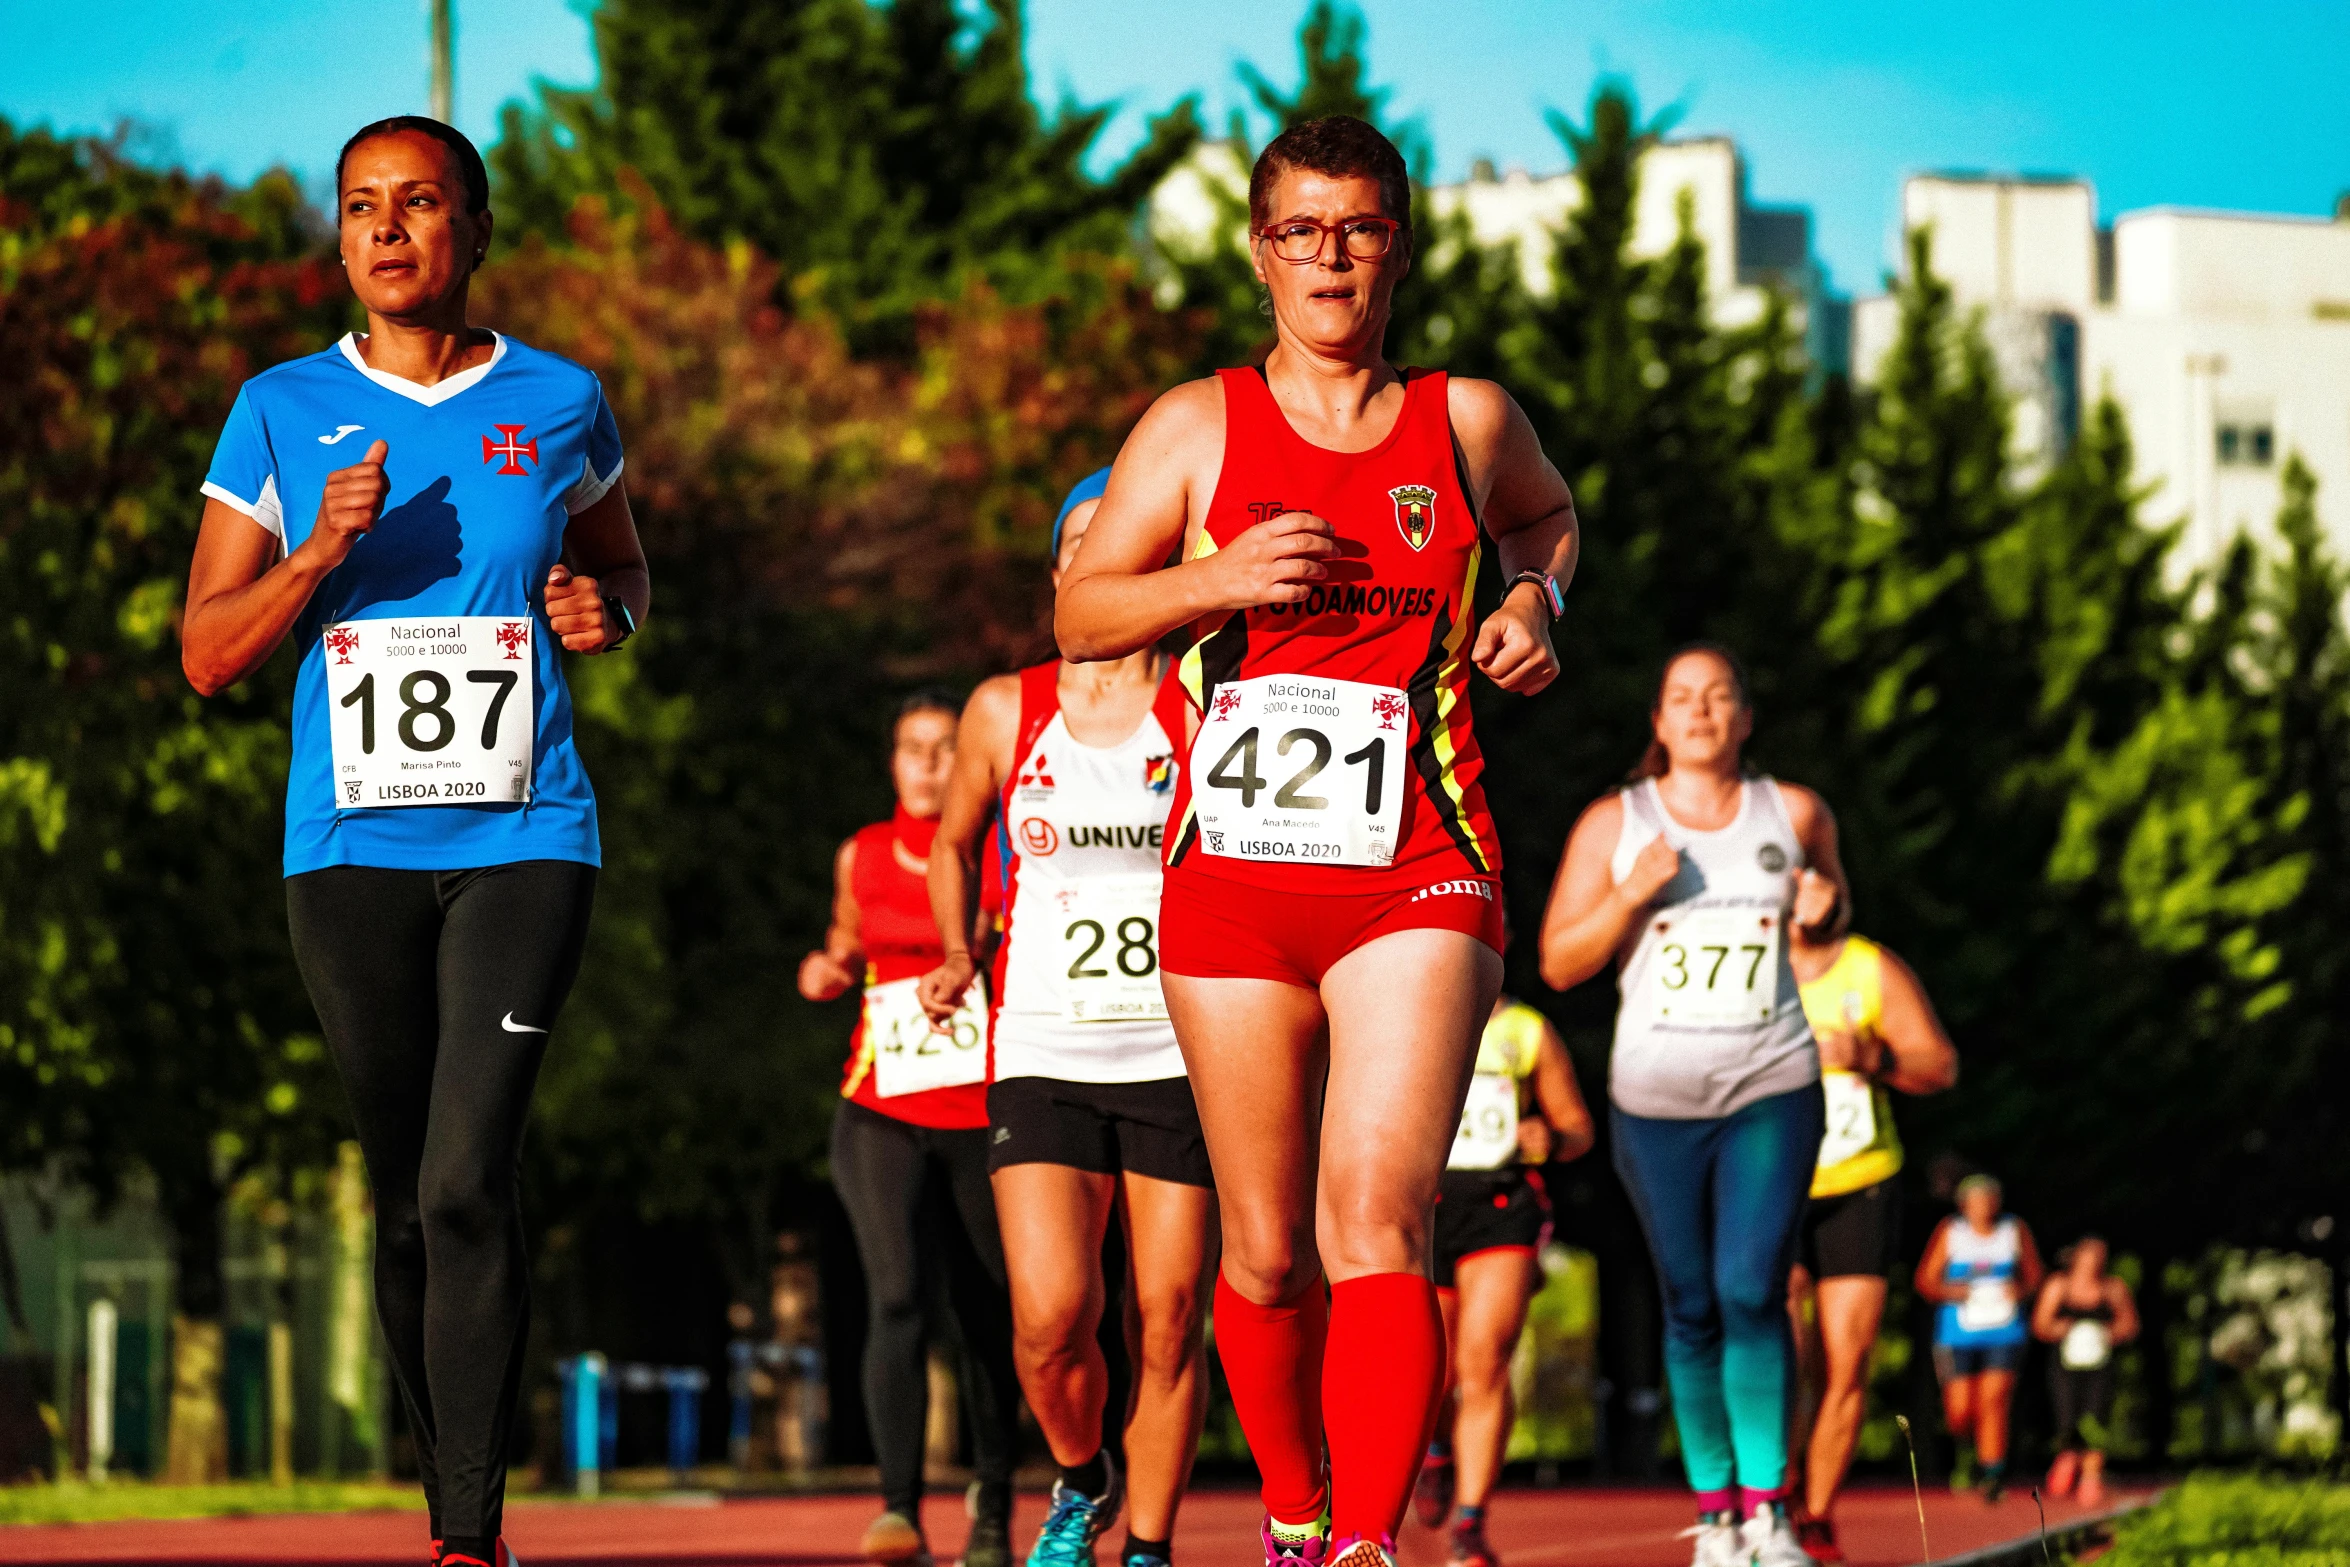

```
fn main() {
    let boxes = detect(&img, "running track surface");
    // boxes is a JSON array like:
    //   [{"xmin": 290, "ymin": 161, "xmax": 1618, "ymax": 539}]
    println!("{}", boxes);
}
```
[{"xmin": 0, "ymin": 1482, "xmax": 2146, "ymax": 1566}]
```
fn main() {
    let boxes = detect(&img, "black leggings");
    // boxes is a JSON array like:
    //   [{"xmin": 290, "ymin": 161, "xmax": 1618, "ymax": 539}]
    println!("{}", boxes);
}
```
[
  {"xmin": 831, "ymin": 1099, "xmax": 1018, "ymax": 1518},
  {"xmin": 288, "ymin": 860, "xmax": 596, "ymax": 1549},
  {"xmin": 2050, "ymin": 1362, "xmax": 2116, "ymax": 1452}
]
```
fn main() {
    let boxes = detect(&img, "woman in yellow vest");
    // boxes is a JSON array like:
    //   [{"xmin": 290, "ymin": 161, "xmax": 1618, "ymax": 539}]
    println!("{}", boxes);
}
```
[
  {"xmin": 1414, "ymin": 995, "xmax": 1593, "ymax": 1567},
  {"xmin": 1785, "ymin": 930, "xmax": 1958, "ymax": 1562}
]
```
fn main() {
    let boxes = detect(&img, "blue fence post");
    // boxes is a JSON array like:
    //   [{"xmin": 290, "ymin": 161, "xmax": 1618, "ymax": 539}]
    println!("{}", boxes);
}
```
[
  {"xmin": 662, "ymin": 1366, "xmax": 709, "ymax": 1481},
  {"xmin": 571, "ymin": 1353, "xmax": 605, "ymax": 1498}
]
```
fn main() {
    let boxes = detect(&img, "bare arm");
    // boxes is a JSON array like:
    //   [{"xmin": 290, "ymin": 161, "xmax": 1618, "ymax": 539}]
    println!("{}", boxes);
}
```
[
  {"xmin": 1450, "ymin": 378, "xmax": 1579, "ymax": 694},
  {"xmin": 2015, "ymin": 1223, "xmax": 2047, "ymax": 1299},
  {"xmin": 1539, "ymin": 795, "xmax": 1679, "ymax": 991},
  {"xmin": 1529, "ymin": 1019, "xmax": 1595, "ymax": 1164},
  {"xmin": 1783, "ymin": 785, "xmax": 1852, "ymax": 940},
  {"xmin": 919, "ymin": 676, "xmax": 1019, "ymax": 1022},
  {"xmin": 1914, "ymin": 1221, "xmax": 1954, "ymax": 1303},
  {"xmin": 2032, "ymin": 1276, "xmax": 2071, "ymax": 1341},
  {"xmin": 183, "ymin": 440, "xmax": 390, "ymax": 695},
  {"xmin": 798, "ymin": 836, "xmax": 864, "ymax": 1002},
  {"xmin": 1874, "ymin": 946, "xmax": 1960, "ymax": 1094},
  {"xmin": 547, "ymin": 482, "xmax": 651, "ymax": 652},
  {"xmin": 2108, "ymin": 1275, "xmax": 2141, "ymax": 1343},
  {"xmin": 1056, "ymin": 379, "xmax": 1337, "ymax": 662}
]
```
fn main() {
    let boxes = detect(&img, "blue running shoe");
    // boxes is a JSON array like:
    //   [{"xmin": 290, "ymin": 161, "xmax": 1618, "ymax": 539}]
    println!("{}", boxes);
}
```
[{"xmin": 1026, "ymin": 1450, "xmax": 1124, "ymax": 1567}]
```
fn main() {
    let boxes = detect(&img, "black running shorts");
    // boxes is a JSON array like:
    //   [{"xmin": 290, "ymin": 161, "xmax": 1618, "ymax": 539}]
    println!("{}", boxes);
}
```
[
  {"xmin": 1800, "ymin": 1174, "xmax": 1903, "ymax": 1281},
  {"xmin": 986, "ymin": 1075, "xmax": 1215, "ymax": 1188},
  {"xmin": 1432, "ymin": 1167, "xmax": 1550, "ymax": 1288}
]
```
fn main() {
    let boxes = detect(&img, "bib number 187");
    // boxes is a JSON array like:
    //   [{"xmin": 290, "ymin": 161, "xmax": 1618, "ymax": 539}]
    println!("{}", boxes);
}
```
[{"xmin": 322, "ymin": 616, "xmax": 536, "ymax": 809}]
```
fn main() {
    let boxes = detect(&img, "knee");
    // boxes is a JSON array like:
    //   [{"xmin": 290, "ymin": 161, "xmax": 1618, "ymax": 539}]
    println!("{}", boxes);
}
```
[
  {"xmin": 416, "ymin": 1163, "xmax": 511, "ymax": 1250},
  {"xmin": 1012, "ymin": 1293, "xmax": 1097, "ymax": 1367},
  {"xmin": 1717, "ymin": 1275, "xmax": 1784, "ymax": 1334},
  {"xmin": 1454, "ymin": 1341, "xmax": 1512, "ymax": 1398},
  {"xmin": 1316, "ymin": 1192, "xmax": 1426, "ymax": 1280},
  {"xmin": 1221, "ymin": 1217, "xmax": 1319, "ymax": 1304},
  {"xmin": 1132, "ymin": 1290, "xmax": 1206, "ymax": 1379}
]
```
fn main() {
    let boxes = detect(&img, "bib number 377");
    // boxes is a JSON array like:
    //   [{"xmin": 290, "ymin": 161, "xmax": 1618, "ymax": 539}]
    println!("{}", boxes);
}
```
[
  {"xmin": 1193, "ymin": 675, "xmax": 1407, "ymax": 866},
  {"xmin": 322, "ymin": 617, "xmax": 535, "ymax": 809}
]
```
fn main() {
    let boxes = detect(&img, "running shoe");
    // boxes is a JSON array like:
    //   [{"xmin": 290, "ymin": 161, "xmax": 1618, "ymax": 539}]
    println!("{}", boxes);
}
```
[
  {"xmin": 1794, "ymin": 1515, "xmax": 1844, "ymax": 1564},
  {"xmin": 2043, "ymin": 1450, "xmax": 2079, "ymax": 1500},
  {"xmin": 1124, "ymin": 1552, "xmax": 1173, "ymax": 1567},
  {"xmin": 1414, "ymin": 1445, "xmax": 1457, "ymax": 1529},
  {"xmin": 1261, "ymin": 1509, "xmax": 1331, "ymax": 1567},
  {"xmin": 863, "ymin": 1511, "xmax": 931, "ymax": 1565},
  {"xmin": 439, "ymin": 1547, "xmax": 521, "ymax": 1567},
  {"xmin": 1448, "ymin": 1514, "xmax": 1499, "ymax": 1567},
  {"xmin": 1327, "ymin": 1533, "xmax": 1397, "ymax": 1567},
  {"xmin": 1740, "ymin": 1504, "xmax": 1814, "ymax": 1567},
  {"xmin": 1027, "ymin": 1450, "xmax": 1124, "ymax": 1567},
  {"xmin": 963, "ymin": 1483, "xmax": 1014, "ymax": 1567},
  {"xmin": 1679, "ymin": 1513, "xmax": 1743, "ymax": 1567},
  {"xmin": 1981, "ymin": 1470, "xmax": 2007, "ymax": 1505}
]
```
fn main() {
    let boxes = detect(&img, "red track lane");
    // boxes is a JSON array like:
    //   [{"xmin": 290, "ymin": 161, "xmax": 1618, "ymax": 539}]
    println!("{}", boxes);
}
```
[{"xmin": 0, "ymin": 1482, "xmax": 2147, "ymax": 1566}]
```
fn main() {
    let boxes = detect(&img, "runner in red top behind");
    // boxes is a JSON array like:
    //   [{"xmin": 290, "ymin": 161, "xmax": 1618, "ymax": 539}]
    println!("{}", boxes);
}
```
[{"xmin": 1055, "ymin": 117, "xmax": 1580, "ymax": 1567}]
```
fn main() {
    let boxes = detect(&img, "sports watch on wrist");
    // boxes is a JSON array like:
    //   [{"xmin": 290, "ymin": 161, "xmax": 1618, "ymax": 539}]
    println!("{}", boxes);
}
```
[
  {"xmin": 601, "ymin": 595, "xmax": 637, "ymax": 651},
  {"xmin": 1507, "ymin": 571, "xmax": 1565, "ymax": 621}
]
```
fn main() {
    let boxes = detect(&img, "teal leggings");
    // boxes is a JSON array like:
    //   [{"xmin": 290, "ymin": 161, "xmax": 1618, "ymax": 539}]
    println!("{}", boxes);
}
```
[{"xmin": 1613, "ymin": 1084, "xmax": 1824, "ymax": 1508}]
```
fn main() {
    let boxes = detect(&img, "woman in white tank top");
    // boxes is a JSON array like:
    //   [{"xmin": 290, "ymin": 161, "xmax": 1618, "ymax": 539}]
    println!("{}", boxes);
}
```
[
  {"xmin": 919, "ymin": 473, "xmax": 1217, "ymax": 1567},
  {"xmin": 1537, "ymin": 644, "xmax": 1849, "ymax": 1567}
]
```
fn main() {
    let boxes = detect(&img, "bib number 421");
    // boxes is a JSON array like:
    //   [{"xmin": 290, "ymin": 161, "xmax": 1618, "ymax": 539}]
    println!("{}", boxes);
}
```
[{"xmin": 1193, "ymin": 675, "xmax": 1407, "ymax": 866}]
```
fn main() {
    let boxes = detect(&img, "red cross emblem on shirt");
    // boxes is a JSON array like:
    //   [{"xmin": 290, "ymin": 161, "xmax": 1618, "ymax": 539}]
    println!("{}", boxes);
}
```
[{"xmin": 482, "ymin": 425, "xmax": 538, "ymax": 476}]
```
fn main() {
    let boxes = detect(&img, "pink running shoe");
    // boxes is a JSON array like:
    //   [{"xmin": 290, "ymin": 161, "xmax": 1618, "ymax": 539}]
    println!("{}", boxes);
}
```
[
  {"xmin": 1327, "ymin": 1533, "xmax": 1397, "ymax": 1567},
  {"xmin": 1262, "ymin": 1515, "xmax": 1331, "ymax": 1567}
]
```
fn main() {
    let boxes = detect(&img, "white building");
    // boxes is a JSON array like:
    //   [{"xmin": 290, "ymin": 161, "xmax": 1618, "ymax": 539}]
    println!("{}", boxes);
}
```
[
  {"xmin": 1853, "ymin": 174, "xmax": 2350, "ymax": 563},
  {"xmin": 1149, "ymin": 137, "xmax": 1847, "ymax": 370}
]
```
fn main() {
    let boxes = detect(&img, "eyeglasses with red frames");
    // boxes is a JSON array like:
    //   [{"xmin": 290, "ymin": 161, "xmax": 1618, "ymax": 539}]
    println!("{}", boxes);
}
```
[{"xmin": 1253, "ymin": 216, "xmax": 1404, "ymax": 264}]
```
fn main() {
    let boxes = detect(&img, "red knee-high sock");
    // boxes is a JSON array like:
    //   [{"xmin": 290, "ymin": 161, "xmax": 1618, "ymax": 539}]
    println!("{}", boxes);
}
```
[
  {"xmin": 1214, "ymin": 1272, "xmax": 1330, "ymax": 1524},
  {"xmin": 1324, "ymin": 1273, "xmax": 1446, "ymax": 1546}
]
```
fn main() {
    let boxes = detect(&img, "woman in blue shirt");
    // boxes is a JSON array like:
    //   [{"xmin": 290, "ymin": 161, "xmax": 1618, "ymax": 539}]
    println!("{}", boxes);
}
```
[{"xmin": 183, "ymin": 117, "xmax": 647, "ymax": 1567}]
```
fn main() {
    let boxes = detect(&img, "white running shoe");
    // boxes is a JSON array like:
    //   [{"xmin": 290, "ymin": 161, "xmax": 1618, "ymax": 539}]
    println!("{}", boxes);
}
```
[
  {"xmin": 1681, "ymin": 1514, "xmax": 1744, "ymax": 1567},
  {"xmin": 1741, "ymin": 1505, "xmax": 1816, "ymax": 1567}
]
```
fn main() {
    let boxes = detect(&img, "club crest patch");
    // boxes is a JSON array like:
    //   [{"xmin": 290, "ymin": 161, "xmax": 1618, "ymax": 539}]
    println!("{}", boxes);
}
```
[{"xmin": 1389, "ymin": 484, "xmax": 1437, "ymax": 551}]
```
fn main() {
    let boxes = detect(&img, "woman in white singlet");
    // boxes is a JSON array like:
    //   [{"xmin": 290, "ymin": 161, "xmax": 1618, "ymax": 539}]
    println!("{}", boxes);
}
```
[
  {"xmin": 1538, "ymin": 643, "xmax": 1848, "ymax": 1567},
  {"xmin": 1915, "ymin": 1174, "xmax": 2044, "ymax": 1502},
  {"xmin": 921, "ymin": 472, "xmax": 1217, "ymax": 1567}
]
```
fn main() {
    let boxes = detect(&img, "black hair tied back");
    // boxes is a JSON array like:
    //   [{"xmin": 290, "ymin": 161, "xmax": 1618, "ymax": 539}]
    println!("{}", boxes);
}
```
[{"xmin": 335, "ymin": 116, "xmax": 491, "ymax": 215}]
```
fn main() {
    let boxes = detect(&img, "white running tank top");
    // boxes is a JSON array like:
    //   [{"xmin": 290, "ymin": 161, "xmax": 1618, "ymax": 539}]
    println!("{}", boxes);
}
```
[
  {"xmin": 1607, "ymin": 777, "xmax": 1820, "ymax": 1120},
  {"xmin": 994, "ymin": 665, "xmax": 1188, "ymax": 1084}
]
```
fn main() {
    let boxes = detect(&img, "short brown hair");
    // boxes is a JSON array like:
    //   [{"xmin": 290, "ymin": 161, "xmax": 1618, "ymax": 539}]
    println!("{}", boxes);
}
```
[{"xmin": 1248, "ymin": 116, "xmax": 1412, "ymax": 240}]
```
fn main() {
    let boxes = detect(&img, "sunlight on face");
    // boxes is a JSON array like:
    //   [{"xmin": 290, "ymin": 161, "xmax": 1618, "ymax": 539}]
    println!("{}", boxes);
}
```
[
  {"xmin": 338, "ymin": 130, "xmax": 488, "ymax": 320},
  {"xmin": 1251, "ymin": 168, "xmax": 1409, "ymax": 358},
  {"xmin": 1652, "ymin": 651, "xmax": 1752, "ymax": 773},
  {"xmin": 891, "ymin": 708, "xmax": 958, "ymax": 821}
]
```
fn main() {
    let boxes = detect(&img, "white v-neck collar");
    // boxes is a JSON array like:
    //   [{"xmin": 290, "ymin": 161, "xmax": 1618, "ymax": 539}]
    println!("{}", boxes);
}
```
[{"xmin": 338, "ymin": 331, "xmax": 507, "ymax": 408}]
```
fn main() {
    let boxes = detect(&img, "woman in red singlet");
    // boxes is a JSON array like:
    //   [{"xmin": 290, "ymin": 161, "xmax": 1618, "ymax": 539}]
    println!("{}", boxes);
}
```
[
  {"xmin": 1055, "ymin": 117, "xmax": 1580, "ymax": 1567},
  {"xmin": 797, "ymin": 693, "xmax": 1018, "ymax": 1567}
]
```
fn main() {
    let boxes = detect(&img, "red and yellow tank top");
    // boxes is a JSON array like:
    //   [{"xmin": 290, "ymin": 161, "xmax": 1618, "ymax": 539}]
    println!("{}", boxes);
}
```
[
  {"xmin": 837, "ymin": 807, "xmax": 991, "ymax": 1129},
  {"xmin": 1165, "ymin": 366, "xmax": 1500, "ymax": 893}
]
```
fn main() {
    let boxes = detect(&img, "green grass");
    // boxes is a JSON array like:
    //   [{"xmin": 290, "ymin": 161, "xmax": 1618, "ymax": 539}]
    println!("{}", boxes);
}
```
[
  {"xmin": 0, "ymin": 1480, "xmax": 423, "ymax": 1527},
  {"xmin": 2097, "ymin": 1474, "xmax": 2350, "ymax": 1567}
]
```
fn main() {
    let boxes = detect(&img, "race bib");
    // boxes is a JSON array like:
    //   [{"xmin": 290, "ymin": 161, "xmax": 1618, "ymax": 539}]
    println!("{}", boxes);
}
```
[
  {"xmin": 1816, "ymin": 1072, "xmax": 1878, "ymax": 1169},
  {"xmin": 1958, "ymin": 1277, "xmax": 2017, "ymax": 1333},
  {"xmin": 2060, "ymin": 1318, "xmax": 2113, "ymax": 1370},
  {"xmin": 864, "ymin": 976, "xmax": 989, "ymax": 1098},
  {"xmin": 1193, "ymin": 675, "xmax": 1407, "ymax": 867},
  {"xmin": 1450, "ymin": 1073, "xmax": 1521, "ymax": 1170},
  {"xmin": 1648, "ymin": 905, "xmax": 1781, "ymax": 1025},
  {"xmin": 321, "ymin": 617, "xmax": 534, "ymax": 809},
  {"xmin": 1044, "ymin": 875, "xmax": 1168, "ymax": 1024}
]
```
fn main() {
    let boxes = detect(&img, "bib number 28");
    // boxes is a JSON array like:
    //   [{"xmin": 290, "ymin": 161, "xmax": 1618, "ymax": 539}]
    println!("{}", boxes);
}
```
[
  {"xmin": 1193, "ymin": 675, "xmax": 1407, "ymax": 866},
  {"xmin": 323, "ymin": 617, "xmax": 535, "ymax": 809}
]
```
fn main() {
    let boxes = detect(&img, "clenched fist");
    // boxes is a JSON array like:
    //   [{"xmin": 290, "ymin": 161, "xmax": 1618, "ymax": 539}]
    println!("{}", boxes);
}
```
[
  {"xmin": 1210, "ymin": 510, "xmax": 1338, "ymax": 610},
  {"xmin": 1618, "ymin": 834, "xmax": 1683, "ymax": 910},
  {"xmin": 545, "ymin": 564, "xmax": 620, "ymax": 652},
  {"xmin": 301, "ymin": 439, "xmax": 390, "ymax": 572}
]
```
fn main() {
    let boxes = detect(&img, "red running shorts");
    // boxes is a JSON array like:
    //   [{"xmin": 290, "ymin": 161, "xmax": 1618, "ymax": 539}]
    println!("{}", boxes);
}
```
[{"xmin": 1158, "ymin": 868, "xmax": 1505, "ymax": 989}]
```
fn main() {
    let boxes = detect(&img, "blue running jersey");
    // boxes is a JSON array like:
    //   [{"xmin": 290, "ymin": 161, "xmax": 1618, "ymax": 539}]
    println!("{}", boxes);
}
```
[{"xmin": 202, "ymin": 333, "xmax": 623, "ymax": 875}]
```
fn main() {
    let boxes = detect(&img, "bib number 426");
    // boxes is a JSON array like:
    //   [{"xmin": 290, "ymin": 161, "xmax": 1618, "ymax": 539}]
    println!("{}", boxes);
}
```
[
  {"xmin": 1193, "ymin": 675, "xmax": 1407, "ymax": 866},
  {"xmin": 322, "ymin": 617, "xmax": 535, "ymax": 808}
]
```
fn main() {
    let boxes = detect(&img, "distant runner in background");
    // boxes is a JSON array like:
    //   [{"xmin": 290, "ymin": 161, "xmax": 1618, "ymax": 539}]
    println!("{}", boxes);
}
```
[
  {"xmin": 800, "ymin": 694, "xmax": 1018, "ymax": 1567},
  {"xmin": 921, "ymin": 472, "xmax": 1218, "ymax": 1567},
  {"xmin": 2032, "ymin": 1237, "xmax": 2138, "ymax": 1508},
  {"xmin": 1414, "ymin": 995, "xmax": 1593, "ymax": 1567},
  {"xmin": 1783, "ymin": 930, "xmax": 1959, "ymax": 1563},
  {"xmin": 1539, "ymin": 643, "xmax": 1846, "ymax": 1567},
  {"xmin": 1915, "ymin": 1175, "xmax": 2044, "ymax": 1503}
]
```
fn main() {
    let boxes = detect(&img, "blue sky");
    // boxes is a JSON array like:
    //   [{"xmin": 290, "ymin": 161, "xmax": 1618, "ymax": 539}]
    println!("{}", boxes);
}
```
[{"xmin": 5, "ymin": 0, "xmax": 2346, "ymax": 294}]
